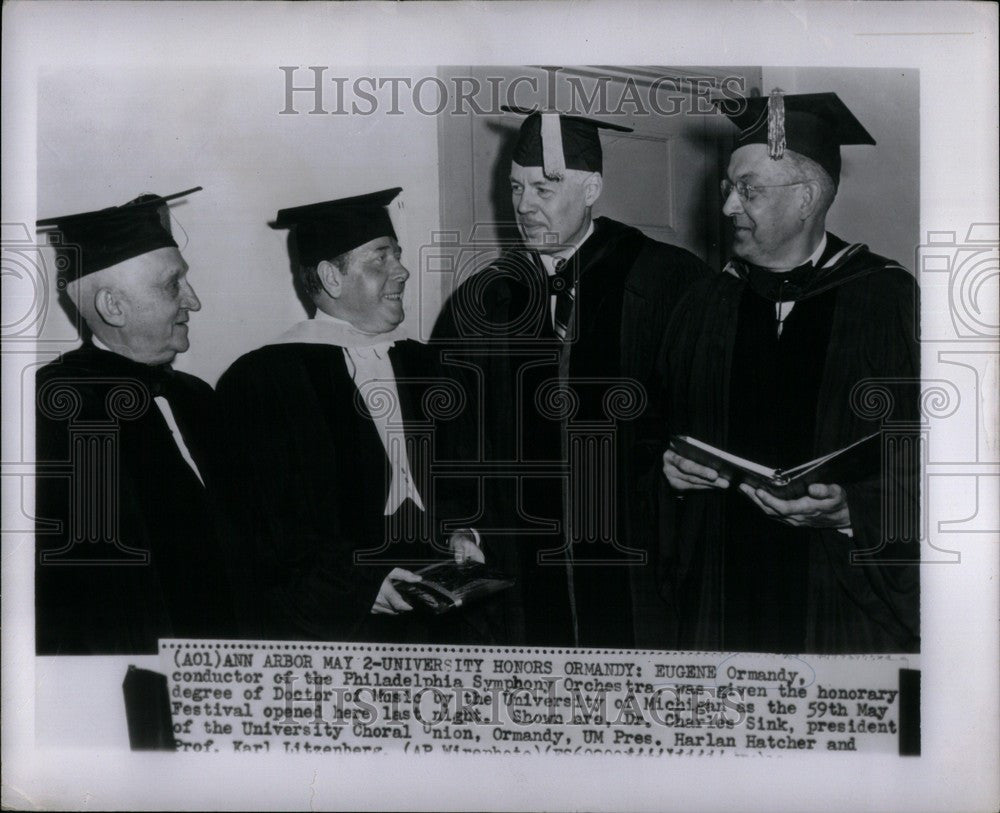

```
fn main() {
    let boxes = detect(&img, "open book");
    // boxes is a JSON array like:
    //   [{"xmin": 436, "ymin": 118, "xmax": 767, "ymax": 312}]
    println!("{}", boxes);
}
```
[
  {"xmin": 668, "ymin": 431, "xmax": 882, "ymax": 499},
  {"xmin": 393, "ymin": 561, "xmax": 515, "ymax": 615}
]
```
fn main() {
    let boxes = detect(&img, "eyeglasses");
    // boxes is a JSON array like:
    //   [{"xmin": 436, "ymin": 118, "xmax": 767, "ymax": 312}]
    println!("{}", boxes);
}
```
[{"xmin": 721, "ymin": 179, "xmax": 819, "ymax": 202}]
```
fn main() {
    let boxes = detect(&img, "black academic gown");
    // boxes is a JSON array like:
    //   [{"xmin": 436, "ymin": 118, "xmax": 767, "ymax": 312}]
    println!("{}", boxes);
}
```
[
  {"xmin": 657, "ymin": 233, "xmax": 920, "ymax": 654},
  {"xmin": 432, "ymin": 217, "xmax": 707, "ymax": 647},
  {"xmin": 35, "ymin": 342, "xmax": 242, "ymax": 655},
  {"xmin": 215, "ymin": 338, "xmax": 485, "ymax": 643}
]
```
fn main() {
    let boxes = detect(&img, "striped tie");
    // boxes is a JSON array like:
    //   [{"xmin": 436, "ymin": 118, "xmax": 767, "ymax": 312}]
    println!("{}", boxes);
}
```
[{"xmin": 551, "ymin": 257, "xmax": 575, "ymax": 341}]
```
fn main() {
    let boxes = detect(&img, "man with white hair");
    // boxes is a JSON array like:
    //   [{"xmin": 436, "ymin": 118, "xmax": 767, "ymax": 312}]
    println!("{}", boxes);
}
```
[
  {"xmin": 659, "ymin": 92, "xmax": 920, "ymax": 654},
  {"xmin": 35, "ymin": 188, "xmax": 240, "ymax": 654},
  {"xmin": 433, "ymin": 108, "xmax": 708, "ymax": 648}
]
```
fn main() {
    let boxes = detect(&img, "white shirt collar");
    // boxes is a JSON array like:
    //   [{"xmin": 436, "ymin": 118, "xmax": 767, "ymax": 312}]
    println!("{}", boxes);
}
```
[
  {"xmin": 314, "ymin": 308, "xmax": 394, "ymax": 356},
  {"xmin": 91, "ymin": 335, "xmax": 147, "ymax": 361},
  {"xmin": 539, "ymin": 220, "xmax": 595, "ymax": 275},
  {"xmin": 314, "ymin": 308, "xmax": 367, "ymax": 330},
  {"xmin": 271, "ymin": 307, "xmax": 403, "ymax": 350},
  {"xmin": 723, "ymin": 233, "xmax": 830, "ymax": 281},
  {"xmin": 91, "ymin": 335, "xmax": 173, "ymax": 366},
  {"xmin": 805, "ymin": 232, "xmax": 828, "ymax": 267}
]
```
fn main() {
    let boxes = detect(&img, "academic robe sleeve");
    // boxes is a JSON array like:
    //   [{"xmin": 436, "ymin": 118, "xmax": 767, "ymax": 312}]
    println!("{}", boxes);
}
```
[
  {"xmin": 35, "ymin": 357, "xmax": 240, "ymax": 653},
  {"xmin": 429, "ymin": 278, "xmax": 509, "ymax": 561},
  {"xmin": 216, "ymin": 353, "xmax": 388, "ymax": 641},
  {"xmin": 810, "ymin": 268, "xmax": 921, "ymax": 651},
  {"xmin": 33, "ymin": 368, "xmax": 144, "ymax": 653},
  {"xmin": 620, "ymin": 241, "xmax": 711, "ymax": 647}
]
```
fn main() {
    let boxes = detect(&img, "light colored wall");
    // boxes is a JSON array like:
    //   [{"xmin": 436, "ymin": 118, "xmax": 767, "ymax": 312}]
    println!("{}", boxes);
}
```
[
  {"xmin": 760, "ymin": 67, "xmax": 920, "ymax": 269},
  {"xmin": 37, "ymin": 67, "xmax": 441, "ymax": 385},
  {"xmin": 436, "ymin": 66, "xmax": 765, "ymax": 293},
  {"xmin": 37, "ymin": 66, "xmax": 919, "ymax": 389}
]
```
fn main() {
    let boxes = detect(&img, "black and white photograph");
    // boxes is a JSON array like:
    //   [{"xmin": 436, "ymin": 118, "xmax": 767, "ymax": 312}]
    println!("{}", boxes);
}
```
[{"xmin": 2, "ymin": 2, "xmax": 998, "ymax": 811}]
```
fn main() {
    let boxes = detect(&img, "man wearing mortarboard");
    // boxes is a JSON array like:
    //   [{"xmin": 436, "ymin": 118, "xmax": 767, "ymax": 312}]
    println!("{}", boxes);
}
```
[
  {"xmin": 35, "ymin": 188, "xmax": 242, "ymax": 654},
  {"xmin": 659, "ymin": 91, "xmax": 920, "ymax": 654},
  {"xmin": 215, "ymin": 189, "xmax": 486, "ymax": 643},
  {"xmin": 432, "ymin": 108, "xmax": 709, "ymax": 648}
]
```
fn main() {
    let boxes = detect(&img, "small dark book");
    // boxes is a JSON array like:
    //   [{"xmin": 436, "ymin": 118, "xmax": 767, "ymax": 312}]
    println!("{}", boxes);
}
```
[
  {"xmin": 668, "ymin": 431, "xmax": 882, "ymax": 499},
  {"xmin": 394, "ymin": 561, "xmax": 515, "ymax": 615}
]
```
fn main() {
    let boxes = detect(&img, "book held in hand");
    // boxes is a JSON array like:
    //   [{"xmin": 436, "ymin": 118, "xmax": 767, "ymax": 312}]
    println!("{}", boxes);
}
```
[
  {"xmin": 394, "ymin": 561, "xmax": 515, "ymax": 615},
  {"xmin": 669, "ymin": 431, "xmax": 882, "ymax": 499}
]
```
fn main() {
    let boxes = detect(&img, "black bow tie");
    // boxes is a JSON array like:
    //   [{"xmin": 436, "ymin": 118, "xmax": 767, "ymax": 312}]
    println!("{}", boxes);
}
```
[
  {"xmin": 738, "ymin": 260, "xmax": 818, "ymax": 303},
  {"xmin": 135, "ymin": 363, "xmax": 177, "ymax": 398},
  {"xmin": 84, "ymin": 342, "xmax": 179, "ymax": 398}
]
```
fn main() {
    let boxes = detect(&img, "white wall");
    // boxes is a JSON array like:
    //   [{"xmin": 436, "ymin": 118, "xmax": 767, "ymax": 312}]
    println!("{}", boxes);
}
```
[
  {"xmin": 37, "ymin": 66, "xmax": 441, "ymax": 385},
  {"xmin": 761, "ymin": 67, "xmax": 920, "ymax": 269},
  {"xmin": 37, "ymin": 65, "xmax": 920, "ymax": 388}
]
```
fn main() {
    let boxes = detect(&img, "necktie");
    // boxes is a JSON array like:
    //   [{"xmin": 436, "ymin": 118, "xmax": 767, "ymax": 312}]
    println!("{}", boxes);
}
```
[
  {"xmin": 731, "ymin": 258, "xmax": 819, "ymax": 338},
  {"xmin": 550, "ymin": 257, "xmax": 575, "ymax": 340}
]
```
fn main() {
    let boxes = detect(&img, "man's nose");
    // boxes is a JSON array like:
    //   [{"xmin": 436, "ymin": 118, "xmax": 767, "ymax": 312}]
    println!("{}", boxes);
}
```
[
  {"xmin": 516, "ymin": 190, "xmax": 535, "ymax": 215},
  {"xmin": 722, "ymin": 187, "xmax": 744, "ymax": 217},
  {"xmin": 393, "ymin": 258, "xmax": 410, "ymax": 282},
  {"xmin": 181, "ymin": 280, "xmax": 202, "ymax": 311}
]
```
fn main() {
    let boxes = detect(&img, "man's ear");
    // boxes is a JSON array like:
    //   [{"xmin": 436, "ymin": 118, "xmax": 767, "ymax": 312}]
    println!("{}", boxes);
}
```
[
  {"xmin": 93, "ymin": 287, "xmax": 126, "ymax": 328},
  {"xmin": 317, "ymin": 259, "xmax": 344, "ymax": 300},
  {"xmin": 798, "ymin": 180, "xmax": 823, "ymax": 220},
  {"xmin": 583, "ymin": 172, "xmax": 603, "ymax": 207}
]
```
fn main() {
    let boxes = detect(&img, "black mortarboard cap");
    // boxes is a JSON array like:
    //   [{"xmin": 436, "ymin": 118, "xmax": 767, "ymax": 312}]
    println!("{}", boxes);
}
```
[
  {"xmin": 272, "ymin": 187, "xmax": 402, "ymax": 266},
  {"xmin": 37, "ymin": 187, "xmax": 201, "ymax": 282},
  {"xmin": 718, "ymin": 91, "xmax": 875, "ymax": 186},
  {"xmin": 502, "ymin": 106, "xmax": 633, "ymax": 177}
]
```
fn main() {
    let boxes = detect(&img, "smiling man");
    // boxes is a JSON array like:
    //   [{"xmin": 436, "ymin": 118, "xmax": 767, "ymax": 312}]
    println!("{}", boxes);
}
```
[
  {"xmin": 216, "ymin": 188, "xmax": 483, "ymax": 643},
  {"xmin": 433, "ymin": 110, "xmax": 707, "ymax": 648},
  {"xmin": 35, "ymin": 187, "xmax": 242, "ymax": 654},
  {"xmin": 658, "ymin": 92, "xmax": 920, "ymax": 654}
]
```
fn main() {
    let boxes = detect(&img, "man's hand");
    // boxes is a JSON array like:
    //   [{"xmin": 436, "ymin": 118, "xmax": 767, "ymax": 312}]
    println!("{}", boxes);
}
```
[
  {"xmin": 448, "ymin": 529, "xmax": 485, "ymax": 565},
  {"xmin": 662, "ymin": 449, "xmax": 731, "ymax": 491},
  {"xmin": 738, "ymin": 482, "xmax": 851, "ymax": 529},
  {"xmin": 371, "ymin": 568, "xmax": 421, "ymax": 615}
]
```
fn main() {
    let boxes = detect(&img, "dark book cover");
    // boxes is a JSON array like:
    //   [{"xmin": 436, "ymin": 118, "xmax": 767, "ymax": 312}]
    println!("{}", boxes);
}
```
[
  {"xmin": 669, "ymin": 431, "xmax": 882, "ymax": 499},
  {"xmin": 394, "ymin": 561, "xmax": 515, "ymax": 615}
]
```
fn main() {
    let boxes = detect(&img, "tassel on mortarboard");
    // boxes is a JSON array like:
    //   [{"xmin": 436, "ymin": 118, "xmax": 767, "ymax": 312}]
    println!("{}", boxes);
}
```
[
  {"xmin": 767, "ymin": 89, "xmax": 786, "ymax": 160},
  {"xmin": 540, "ymin": 112, "xmax": 567, "ymax": 180},
  {"xmin": 719, "ymin": 91, "xmax": 876, "ymax": 187}
]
